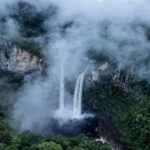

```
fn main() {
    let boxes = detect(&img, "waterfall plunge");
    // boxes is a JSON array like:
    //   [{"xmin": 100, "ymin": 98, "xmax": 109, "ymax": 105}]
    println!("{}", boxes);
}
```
[
  {"xmin": 56, "ymin": 65, "xmax": 90, "ymax": 122},
  {"xmin": 73, "ymin": 67, "xmax": 88, "ymax": 119},
  {"xmin": 59, "ymin": 61, "xmax": 65, "ymax": 110},
  {"xmin": 55, "ymin": 59, "xmax": 69, "ymax": 123}
]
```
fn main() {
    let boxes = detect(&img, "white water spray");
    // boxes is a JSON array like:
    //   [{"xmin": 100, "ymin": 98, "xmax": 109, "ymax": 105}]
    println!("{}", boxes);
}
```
[
  {"xmin": 73, "ymin": 67, "xmax": 88, "ymax": 118},
  {"xmin": 56, "ymin": 65, "xmax": 91, "ymax": 121},
  {"xmin": 59, "ymin": 59, "xmax": 65, "ymax": 110}
]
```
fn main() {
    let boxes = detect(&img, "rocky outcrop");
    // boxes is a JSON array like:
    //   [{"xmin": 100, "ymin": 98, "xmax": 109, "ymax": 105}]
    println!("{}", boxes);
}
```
[
  {"xmin": 85, "ymin": 62, "xmax": 130, "ymax": 92},
  {"xmin": 0, "ymin": 42, "xmax": 43, "ymax": 75},
  {"xmin": 113, "ymin": 71, "xmax": 130, "ymax": 92},
  {"xmin": 84, "ymin": 62, "xmax": 109, "ymax": 88},
  {"xmin": 83, "ymin": 62, "xmax": 129, "ymax": 150}
]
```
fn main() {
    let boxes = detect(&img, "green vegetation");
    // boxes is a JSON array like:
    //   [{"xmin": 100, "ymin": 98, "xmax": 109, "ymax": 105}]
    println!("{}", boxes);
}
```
[
  {"xmin": 0, "ymin": 1, "xmax": 48, "ymax": 57},
  {"xmin": 0, "ymin": 1, "xmax": 150, "ymax": 150},
  {"xmin": 0, "ymin": 69, "xmax": 23, "ymax": 118},
  {"xmin": 83, "ymin": 69, "xmax": 150, "ymax": 150},
  {"xmin": 10, "ymin": 1, "xmax": 47, "ymax": 38},
  {"xmin": 0, "ymin": 83, "xmax": 21, "ymax": 117},
  {"xmin": 0, "ymin": 117, "xmax": 11, "ymax": 144},
  {"xmin": 38, "ymin": 142, "xmax": 63, "ymax": 150},
  {"xmin": 0, "ymin": 71, "xmax": 113, "ymax": 150},
  {"xmin": 50, "ymin": 134, "xmax": 113, "ymax": 150},
  {"xmin": 10, "ymin": 38, "xmax": 43, "ymax": 57},
  {"xmin": 0, "ymin": 118, "xmax": 113, "ymax": 150}
]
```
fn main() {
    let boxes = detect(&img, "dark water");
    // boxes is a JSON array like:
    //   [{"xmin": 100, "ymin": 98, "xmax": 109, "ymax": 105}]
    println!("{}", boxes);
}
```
[
  {"xmin": 32, "ymin": 115, "xmax": 100, "ymax": 138},
  {"xmin": 31, "ymin": 113, "xmax": 125, "ymax": 149}
]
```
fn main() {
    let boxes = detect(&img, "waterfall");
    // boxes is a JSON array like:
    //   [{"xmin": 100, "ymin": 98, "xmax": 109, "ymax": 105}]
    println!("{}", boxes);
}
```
[
  {"xmin": 73, "ymin": 67, "xmax": 88, "ymax": 118},
  {"xmin": 56, "ymin": 65, "xmax": 91, "ymax": 121},
  {"xmin": 59, "ymin": 60, "xmax": 65, "ymax": 110}
]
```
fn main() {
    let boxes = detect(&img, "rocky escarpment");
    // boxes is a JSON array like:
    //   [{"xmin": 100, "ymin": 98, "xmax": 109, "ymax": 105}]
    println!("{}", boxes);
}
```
[
  {"xmin": 83, "ymin": 62, "xmax": 130, "ymax": 150},
  {"xmin": 0, "ymin": 42, "xmax": 43, "ymax": 75},
  {"xmin": 85, "ymin": 62, "xmax": 130, "ymax": 92}
]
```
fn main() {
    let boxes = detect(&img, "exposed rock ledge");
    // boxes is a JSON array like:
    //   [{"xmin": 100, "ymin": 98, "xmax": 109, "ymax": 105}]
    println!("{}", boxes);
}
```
[{"xmin": 0, "ymin": 42, "xmax": 43, "ymax": 75}]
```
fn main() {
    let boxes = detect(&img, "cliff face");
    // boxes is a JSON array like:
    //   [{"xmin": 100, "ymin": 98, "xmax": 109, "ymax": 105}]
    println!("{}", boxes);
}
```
[
  {"xmin": 83, "ymin": 62, "xmax": 129, "ymax": 150},
  {"xmin": 84, "ymin": 62, "xmax": 109, "ymax": 88},
  {"xmin": 0, "ymin": 42, "xmax": 43, "ymax": 75},
  {"xmin": 85, "ymin": 62, "xmax": 130, "ymax": 92}
]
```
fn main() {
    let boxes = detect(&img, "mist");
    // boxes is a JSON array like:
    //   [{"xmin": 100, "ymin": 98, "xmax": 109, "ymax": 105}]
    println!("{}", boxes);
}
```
[{"xmin": 1, "ymin": 0, "xmax": 150, "ymax": 135}]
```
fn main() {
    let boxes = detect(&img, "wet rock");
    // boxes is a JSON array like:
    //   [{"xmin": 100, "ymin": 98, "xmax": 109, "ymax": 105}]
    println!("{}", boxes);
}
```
[{"xmin": 0, "ymin": 42, "xmax": 43, "ymax": 75}]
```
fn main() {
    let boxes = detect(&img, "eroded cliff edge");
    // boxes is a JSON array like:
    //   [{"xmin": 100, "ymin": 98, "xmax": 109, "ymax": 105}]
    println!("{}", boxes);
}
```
[{"xmin": 0, "ymin": 41, "xmax": 43, "ymax": 75}]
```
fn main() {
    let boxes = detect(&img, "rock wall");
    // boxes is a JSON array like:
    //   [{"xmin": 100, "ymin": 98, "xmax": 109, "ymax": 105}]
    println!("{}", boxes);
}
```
[
  {"xmin": 83, "ymin": 62, "xmax": 129, "ymax": 150},
  {"xmin": 85, "ymin": 62, "xmax": 130, "ymax": 92},
  {"xmin": 0, "ymin": 42, "xmax": 43, "ymax": 75},
  {"xmin": 84, "ymin": 62, "xmax": 109, "ymax": 88}
]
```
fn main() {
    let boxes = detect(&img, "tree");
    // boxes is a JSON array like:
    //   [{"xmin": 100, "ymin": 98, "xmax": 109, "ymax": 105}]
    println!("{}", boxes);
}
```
[
  {"xmin": 51, "ymin": 135, "xmax": 70, "ymax": 149},
  {"xmin": 0, "ymin": 117, "xmax": 11, "ymax": 144},
  {"xmin": 6, "ymin": 134, "xmax": 21, "ymax": 150},
  {"xmin": 124, "ymin": 100, "xmax": 150, "ymax": 150},
  {"xmin": 20, "ymin": 130, "xmax": 45, "ymax": 148},
  {"xmin": 0, "ymin": 143, "xmax": 6, "ymax": 150},
  {"xmin": 38, "ymin": 141, "xmax": 63, "ymax": 150}
]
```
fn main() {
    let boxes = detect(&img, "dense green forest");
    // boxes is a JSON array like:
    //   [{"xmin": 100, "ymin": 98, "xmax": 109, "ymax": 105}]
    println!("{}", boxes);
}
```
[
  {"xmin": 0, "ymin": 120, "xmax": 113, "ymax": 150},
  {"xmin": 83, "ymin": 56, "xmax": 150, "ymax": 149},
  {"xmin": 0, "ymin": 2, "xmax": 114, "ymax": 150},
  {"xmin": 0, "ymin": 1, "xmax": 150, "ymax": 150}
]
